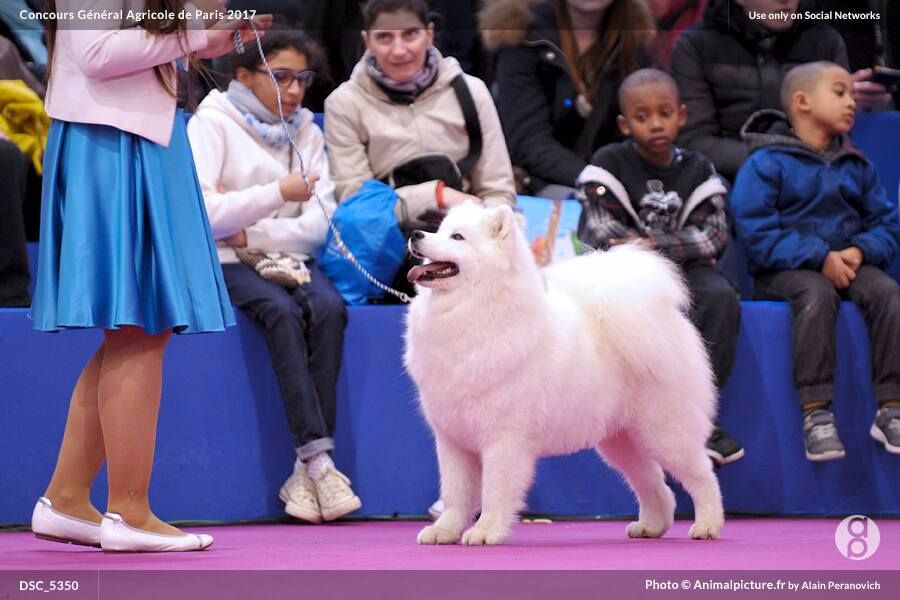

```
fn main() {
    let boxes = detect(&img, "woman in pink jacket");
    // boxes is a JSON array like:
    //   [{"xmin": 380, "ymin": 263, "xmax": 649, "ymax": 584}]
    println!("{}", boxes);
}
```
[{"xmin": 29, "ymin": 0, "xmax": 270, "ymax": 552}]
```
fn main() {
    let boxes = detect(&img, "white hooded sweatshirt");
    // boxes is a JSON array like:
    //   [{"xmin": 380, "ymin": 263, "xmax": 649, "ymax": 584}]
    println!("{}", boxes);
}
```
[{"xmin": 186, "ymin": 89, "xmax": 336, "ymax": 264}]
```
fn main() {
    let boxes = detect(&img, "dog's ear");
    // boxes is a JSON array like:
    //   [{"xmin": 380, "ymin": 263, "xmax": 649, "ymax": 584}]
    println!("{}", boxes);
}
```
[{"xmin": 489, "ymin": 204, "xmax": 516, "ymax": 240}]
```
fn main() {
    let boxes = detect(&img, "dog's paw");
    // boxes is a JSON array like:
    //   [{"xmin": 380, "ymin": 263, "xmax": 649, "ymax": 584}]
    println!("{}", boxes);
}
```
[
  {"xmin": 626, "ymin": 521, "xmax": 667, "ymax": 539},
  {"xmin": 417, "ymin": 525, "xmax": 461, "ymax": 545},
  {"xmin": 688, "ymin": 520, "xmax": 722, "ymax": 540},
  {"xmin": 461, "ymin": 526, "xmax": 507, "ymax": 546}
]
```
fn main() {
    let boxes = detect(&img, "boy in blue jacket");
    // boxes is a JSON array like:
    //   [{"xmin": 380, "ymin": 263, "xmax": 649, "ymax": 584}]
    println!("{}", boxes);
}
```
[{"xmin": 733, "ymin": 61, "xmax": 900, "ymax": 462}]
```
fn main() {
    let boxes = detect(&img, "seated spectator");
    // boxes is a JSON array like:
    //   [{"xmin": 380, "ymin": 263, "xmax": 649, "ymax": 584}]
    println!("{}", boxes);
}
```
[
  {"xmin": 733, "ymin": 61, "xmax": 900, "ymax": 461},
  {"xmin": 324, "ymin": 0, "xmax": 515, "ymax": 241},
  {"xmin": 480, "ymin": 0, "xmax": 655, "ymax": 197},
  {"xmin": 671, "ymin": 0, "xmax": 864, "ymax": 181},
  {"xmin": 577, "ymin": 68, "xmax": 744, "ymax": 466},
  {"xmin": 186, "ymin": 30, "xmax": 362, "ymax": 523},
  {"xmin": 818, "ymin": 0, "xmax": 897, "ymax": 108},
  {"xmin": 0, "ymin": 134, "xmax": 30, "ymax": 307},
  {"xmin": 302, "ymin": 0, "xmax": 490, "ymax": 111}
]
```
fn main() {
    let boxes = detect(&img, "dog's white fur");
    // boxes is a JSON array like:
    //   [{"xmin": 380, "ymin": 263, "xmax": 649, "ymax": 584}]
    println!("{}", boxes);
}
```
[{"xmin": 404, "ymin": 202, "xmax": 724, "ymax": 546}]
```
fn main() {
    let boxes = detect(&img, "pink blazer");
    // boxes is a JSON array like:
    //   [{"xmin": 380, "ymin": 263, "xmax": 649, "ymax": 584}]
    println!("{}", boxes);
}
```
[{"xmin": 44, "ymin": 0, "xmax": 209, "ymax": 147}]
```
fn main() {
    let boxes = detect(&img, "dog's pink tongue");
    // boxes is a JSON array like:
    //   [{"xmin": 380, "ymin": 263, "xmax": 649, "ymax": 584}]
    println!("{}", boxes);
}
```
[{"xmin": 407, "ymin": 262, "xmax": 448, "ymax": 283}]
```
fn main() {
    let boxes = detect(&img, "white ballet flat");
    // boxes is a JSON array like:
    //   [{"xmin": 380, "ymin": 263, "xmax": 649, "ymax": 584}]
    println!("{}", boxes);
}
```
[
  {"xmin": 31, "ymin": 497, "xmax": 102, "ymax": 548},
  {"xmin": 100, "ymin": 513, "xmax": 214, "ymax": 553}
]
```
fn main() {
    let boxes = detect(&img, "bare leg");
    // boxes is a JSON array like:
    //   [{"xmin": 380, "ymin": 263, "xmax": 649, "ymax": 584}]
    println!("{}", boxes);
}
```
[
  {"xmin": 99, "ymin": 326, "xmax": 182, "ymax": 535},
  {"xmin": 43, "ymin": 344, "xmax": 107, "ymax": 524},
  {"xmin": 418, "ymin": 435, "xmax": 480, "ymax": 545}
]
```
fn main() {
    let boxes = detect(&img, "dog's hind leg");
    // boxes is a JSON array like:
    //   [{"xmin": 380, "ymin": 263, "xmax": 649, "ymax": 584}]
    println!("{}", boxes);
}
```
[
  {"xmin": 596, "ymin": 432, "xmax": 675, "ymax": 538},
  {"xmin": 461, "ymin": 440, "xmax": 535, "ymax": 546},
  {"xmin": 654, "ymin": 444, "xmax": 724, "ymax": 540},
  {"xmin": 418, "ymin": 435, "xmax": 480, "ymax": 545}
]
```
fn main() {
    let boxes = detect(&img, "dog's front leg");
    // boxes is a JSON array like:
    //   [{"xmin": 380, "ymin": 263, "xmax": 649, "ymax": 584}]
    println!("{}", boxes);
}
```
[
  {"xmin": 462, "ymin": 440, "xmax": 535, "ymax": 546},
  {"xmin": 418, "ymin": 435, "xmax": 480, "ymax": 545}
]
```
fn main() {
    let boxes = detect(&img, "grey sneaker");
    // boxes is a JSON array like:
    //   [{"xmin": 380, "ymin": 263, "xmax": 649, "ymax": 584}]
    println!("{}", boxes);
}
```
[
  {"xmin": 278, "ymin": 469, "xmax": 322, "ymax": 523},
  {"xmin": 803, "ymin": 409, "xmax": 846, "ymax": 461},
  {"xmin": 870, "ymin": 406, "xmax": 900, "ymax": 454},
  {"xmin": 314, "ymin": 467, "xmax": 362, "ymax": 521}
]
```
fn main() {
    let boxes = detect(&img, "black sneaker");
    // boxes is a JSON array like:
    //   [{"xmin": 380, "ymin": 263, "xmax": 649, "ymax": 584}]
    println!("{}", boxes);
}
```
[
  {"xmin": 870, "ymin": 406, "xmax": 900, "ymax": 455},
  {"xmin": 706, "ymin": 426, "xmax": 745, "ymax": 466},
  {"xmin": 803, "ymin": 409, "xmax": 846, "ymax": 461}
]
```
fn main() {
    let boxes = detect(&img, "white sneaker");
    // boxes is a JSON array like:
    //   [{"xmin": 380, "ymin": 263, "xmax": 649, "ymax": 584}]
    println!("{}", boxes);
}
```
[
  {"xmin": 279, "ymin": 469, "xmax": 322, "ymax": 523},
  {"xmin": 314, "ymin": 467, "xmax": 362, "ymax": 521},
  {"xmin": 99, "ymin": 513, "xmax": 213, "ymax": 552},
  {"xmin": 31, "ymin": 497, "xmax": 101, "ymax": 547}
]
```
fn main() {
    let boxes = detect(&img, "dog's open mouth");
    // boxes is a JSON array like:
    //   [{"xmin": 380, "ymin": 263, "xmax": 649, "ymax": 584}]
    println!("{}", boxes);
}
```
[{"xmin": 407, "ymin": 261, "xmax": 459, "ymax": 283}]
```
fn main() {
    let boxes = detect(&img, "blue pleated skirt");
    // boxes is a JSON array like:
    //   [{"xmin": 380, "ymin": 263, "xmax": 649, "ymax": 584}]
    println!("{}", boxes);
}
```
[{"xmin": 31, "ymin": 111, "xmax": 235, "ymax": 334}]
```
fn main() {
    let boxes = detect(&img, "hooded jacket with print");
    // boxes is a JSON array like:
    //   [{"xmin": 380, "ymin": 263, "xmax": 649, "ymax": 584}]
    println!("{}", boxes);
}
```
[
  {"xmin": 577, "ymin": 140, "xmax": 729, "ymax": 267},
  {"xmin": 732, "ymin": 110, "xmax": 899, "ymax": 274}
]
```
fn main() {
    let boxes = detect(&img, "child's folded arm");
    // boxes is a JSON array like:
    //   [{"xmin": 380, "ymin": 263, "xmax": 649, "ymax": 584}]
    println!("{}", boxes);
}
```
[
  {"xmin": 648, "ymin": 195, "xmax": 728, "ymax": 264},
  {"xmin": 578, "ymin": 196, "xmax": 636, "ymax": 250}
]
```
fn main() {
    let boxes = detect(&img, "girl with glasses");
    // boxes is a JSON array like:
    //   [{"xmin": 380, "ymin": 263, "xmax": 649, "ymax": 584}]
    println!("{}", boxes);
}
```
[{"xmin": 186, "ymin": 30, "xmax": 362, "ymax": 524}]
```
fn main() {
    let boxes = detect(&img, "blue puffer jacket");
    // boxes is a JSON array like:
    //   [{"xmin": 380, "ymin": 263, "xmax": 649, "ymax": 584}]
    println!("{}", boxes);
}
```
[{"xmin": 733, "ymin": 110, "xmax": 900, "ymax": 274}]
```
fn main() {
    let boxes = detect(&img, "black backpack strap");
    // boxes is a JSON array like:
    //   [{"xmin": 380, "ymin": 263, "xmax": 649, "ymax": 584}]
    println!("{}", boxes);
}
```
[{"xmin": 450, "ymin": 74, "xmax": 483, "ymax": 178}]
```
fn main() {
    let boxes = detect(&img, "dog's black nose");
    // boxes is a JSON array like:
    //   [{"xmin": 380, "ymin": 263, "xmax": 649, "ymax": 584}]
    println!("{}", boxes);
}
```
[{"xmin": 411, "ymin": 230, "xmax": 426, "ymax": 240}]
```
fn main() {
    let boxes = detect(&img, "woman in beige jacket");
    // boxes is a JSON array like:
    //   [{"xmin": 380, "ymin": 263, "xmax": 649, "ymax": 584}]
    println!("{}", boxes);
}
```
[{"xmin": 324, "ymin": 0, "xmax": 515, "ymax": 227}]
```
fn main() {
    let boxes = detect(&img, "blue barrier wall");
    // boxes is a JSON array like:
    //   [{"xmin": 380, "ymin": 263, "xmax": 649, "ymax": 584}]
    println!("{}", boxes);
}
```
[
  {"xmin": 2, "ymin": 302, "xmax": 899, "ymax": 525},
  {"xmin": 4, "ymin": 112, "xmax": 898, "ymax": 524}
]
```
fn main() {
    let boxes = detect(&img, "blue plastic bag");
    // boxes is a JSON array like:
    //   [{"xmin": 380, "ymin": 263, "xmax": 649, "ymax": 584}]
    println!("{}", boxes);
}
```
[{"xmin": 319, "ymin": 179, "xmax": 407, "ymax": 304}]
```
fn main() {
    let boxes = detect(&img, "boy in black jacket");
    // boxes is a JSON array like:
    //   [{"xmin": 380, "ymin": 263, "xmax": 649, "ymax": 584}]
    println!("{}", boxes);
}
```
[{"xmin": 578, "ymin": 69, "xmax": 743, "ymax": 466}]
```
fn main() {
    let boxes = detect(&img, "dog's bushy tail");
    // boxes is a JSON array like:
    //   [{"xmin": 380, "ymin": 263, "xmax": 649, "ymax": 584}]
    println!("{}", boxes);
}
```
[{"xmin": 546, "ymin": 246, "xmax": 714, "ymax": 413}]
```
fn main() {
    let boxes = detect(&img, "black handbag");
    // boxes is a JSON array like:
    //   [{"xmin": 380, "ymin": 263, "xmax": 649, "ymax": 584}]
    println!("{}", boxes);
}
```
[{"xmin": 387, "ymin": 74, "xmax": 483, "ymax": 196}]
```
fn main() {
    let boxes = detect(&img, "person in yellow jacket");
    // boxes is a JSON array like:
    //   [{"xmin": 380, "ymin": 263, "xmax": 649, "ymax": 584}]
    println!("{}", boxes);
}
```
[{"xmin": 0, "ymin": 79, "xmax": 49, "ymax": 173}]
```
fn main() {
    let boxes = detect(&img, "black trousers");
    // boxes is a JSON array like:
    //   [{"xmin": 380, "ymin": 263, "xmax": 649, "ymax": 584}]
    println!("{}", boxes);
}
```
[
  {"xmin": 0, "ymin": 140, "xmax": 30, "ymax": 307},
  {"xmin": 222, "ymin": 260, "xmax": 347, "ymax": 458},
  {"xmin": 684, "ymin": 265, "xmax": 742, "ymax": 391},
  {"xmin": 755, "ymin": 266, "xmax": 900, "ymax": 406}
]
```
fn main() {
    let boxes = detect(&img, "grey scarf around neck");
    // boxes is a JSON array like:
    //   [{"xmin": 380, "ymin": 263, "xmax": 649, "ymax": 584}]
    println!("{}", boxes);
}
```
[
  {"xmin": 225, "ymin": 80, "xmax": 303, "ymax": 148},
  {"xmin": 225, "ymin": 80, "xmax": 281, "ymax": 124},
  {"xmin": 366, "ymin": 47, "xmax": 441, "ymax": 104}
]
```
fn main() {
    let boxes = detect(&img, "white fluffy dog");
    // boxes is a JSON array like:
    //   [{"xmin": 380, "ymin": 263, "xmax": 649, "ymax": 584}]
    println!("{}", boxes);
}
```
[{"xmin": 404, "ymin": 202, "xmax": 724, "ymax": 546}]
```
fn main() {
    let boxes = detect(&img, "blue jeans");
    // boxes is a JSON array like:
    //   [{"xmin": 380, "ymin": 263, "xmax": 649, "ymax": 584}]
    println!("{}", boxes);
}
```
[{"xmin": 222, "ymin": 260, "xmax": 347, "ymax": 459}]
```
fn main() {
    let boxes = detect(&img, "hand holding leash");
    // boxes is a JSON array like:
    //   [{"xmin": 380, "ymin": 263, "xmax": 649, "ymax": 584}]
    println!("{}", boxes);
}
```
[
  {"xmin": 279, "ymin": 172, "xmax": 319, "ymax": 202},
  {"xmin": 201, "ymin": 14, "xmax": 273, "ymax": 60}
]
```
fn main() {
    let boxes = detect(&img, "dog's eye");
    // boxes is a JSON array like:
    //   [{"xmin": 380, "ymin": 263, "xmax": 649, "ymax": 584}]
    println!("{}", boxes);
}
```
[{"xmin": 451, "ymin": 233, "xmax": 465, "ymax": 241}]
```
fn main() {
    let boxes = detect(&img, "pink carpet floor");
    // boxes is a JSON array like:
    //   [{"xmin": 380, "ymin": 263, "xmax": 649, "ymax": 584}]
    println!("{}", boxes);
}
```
[{"xmin": 1, "ymin": 518, "xmax": 897, "ymax": 571}]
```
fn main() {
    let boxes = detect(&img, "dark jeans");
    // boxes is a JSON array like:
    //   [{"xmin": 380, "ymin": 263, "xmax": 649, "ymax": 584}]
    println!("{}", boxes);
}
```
[
  {"xmin": 223, "ymin": 259, "xmax": 347, "ymax": 459},
  {"xmin": 755, "ymin": 266, "xmax": 900, "ymax": 406},
  {"xmin": 0, "ymin": 140, "xmax": 30, "ymax": 307},
  {"xmin": 684, "ymin": 265, "xmax": 742, "ymax": 392}
]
